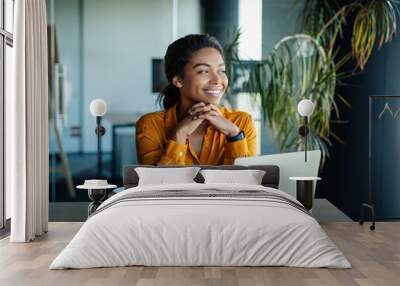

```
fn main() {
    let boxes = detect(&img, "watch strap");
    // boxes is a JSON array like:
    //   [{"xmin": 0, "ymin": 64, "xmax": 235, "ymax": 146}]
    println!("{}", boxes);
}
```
[{"xmin": 227, "ymin": 130, "xmax": 245, "ymax": 142}]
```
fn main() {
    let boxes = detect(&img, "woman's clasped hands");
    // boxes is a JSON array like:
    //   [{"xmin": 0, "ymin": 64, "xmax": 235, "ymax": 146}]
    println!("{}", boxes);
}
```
[{"xmin": 172, "ymin": 102, "xmax": 240, "ymax": 144}]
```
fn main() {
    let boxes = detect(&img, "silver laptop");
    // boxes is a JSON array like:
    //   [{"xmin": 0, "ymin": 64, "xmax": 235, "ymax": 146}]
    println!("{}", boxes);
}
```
[{"xmin": 234, "ymin": 150, "xmax": 321, "ymax": 197}]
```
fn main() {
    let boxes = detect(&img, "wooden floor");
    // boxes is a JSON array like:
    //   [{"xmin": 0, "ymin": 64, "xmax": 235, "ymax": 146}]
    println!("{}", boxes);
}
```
[{"xmin": 0, "ymin": 222, "xmax": 399, "ymax": 286}]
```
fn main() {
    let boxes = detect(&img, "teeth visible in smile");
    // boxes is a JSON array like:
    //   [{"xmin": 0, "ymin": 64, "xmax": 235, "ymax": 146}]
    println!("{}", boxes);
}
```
[{"xmin": 204, "ymin": 90, "xmax": 222, "ymax": 95}]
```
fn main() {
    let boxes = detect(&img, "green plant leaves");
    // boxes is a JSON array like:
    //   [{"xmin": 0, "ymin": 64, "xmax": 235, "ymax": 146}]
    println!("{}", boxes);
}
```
[
  {"xmin": 222, "ymin": 0, "xmax": 399, "ymax": 166},
  {"xmin": 352, "ymin": 0, "xmax": 398, "ymax": 69}
]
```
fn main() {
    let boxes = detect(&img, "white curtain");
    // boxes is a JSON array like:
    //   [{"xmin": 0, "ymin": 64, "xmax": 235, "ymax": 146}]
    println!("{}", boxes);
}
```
[{"xmin": 7, "ymin": 0, "xmax": 49, "ymax": 242}]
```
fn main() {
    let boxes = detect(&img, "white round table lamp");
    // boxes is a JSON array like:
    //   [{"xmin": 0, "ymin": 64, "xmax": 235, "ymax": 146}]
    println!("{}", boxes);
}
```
[
  {"xmin": 297, "ymin": 99, "xmax": 315, "ymax": 117},
  {"xmin": 90, "ymin": 99, "xmax": 107, "ymax": 117},
  {"xmin": 297, "ymin": 99, "xmax": 315, "ymax": 162}
]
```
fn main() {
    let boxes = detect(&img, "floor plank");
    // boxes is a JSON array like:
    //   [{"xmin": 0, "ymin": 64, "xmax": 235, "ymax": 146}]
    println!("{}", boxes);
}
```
[{"xmin": 0, "ymin": 222, "xmax": 399, "ymax": 286}]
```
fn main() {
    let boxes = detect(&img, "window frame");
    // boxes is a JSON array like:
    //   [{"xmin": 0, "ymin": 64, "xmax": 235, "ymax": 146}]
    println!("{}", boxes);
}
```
[{"xmin": 0, "ymin": 0, "xmax": 14, "ymax": 230}]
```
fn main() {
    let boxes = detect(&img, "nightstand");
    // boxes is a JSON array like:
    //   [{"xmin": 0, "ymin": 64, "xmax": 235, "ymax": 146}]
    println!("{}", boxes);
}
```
[
  {"xmin": 289, "ymin": 177, "xmax": 321, "ymax": 210},
  {"xmin": 77, "ymin": 180, "xmax": 117, "ymax": 216}
]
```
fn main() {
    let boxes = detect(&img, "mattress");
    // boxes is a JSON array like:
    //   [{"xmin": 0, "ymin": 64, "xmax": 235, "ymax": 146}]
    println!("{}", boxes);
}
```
[{"xmin": 50, "ymin": 183, "xmax": 351, "ymax": 269}]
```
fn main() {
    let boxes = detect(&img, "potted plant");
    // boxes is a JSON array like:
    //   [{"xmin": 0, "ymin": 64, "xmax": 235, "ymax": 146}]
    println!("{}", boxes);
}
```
[{"xmin": 225, "ymin": 0, "xmax": 400, "ymax": 163}]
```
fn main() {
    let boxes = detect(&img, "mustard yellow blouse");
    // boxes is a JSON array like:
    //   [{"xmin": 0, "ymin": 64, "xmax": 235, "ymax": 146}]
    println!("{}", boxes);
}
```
[{"xmin": 135, "ymin": 105, "xmax": 256, "ymax": 165}]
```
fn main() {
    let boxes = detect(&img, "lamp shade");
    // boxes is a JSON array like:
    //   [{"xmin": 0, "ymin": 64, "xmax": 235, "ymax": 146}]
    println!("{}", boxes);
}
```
[
  {"xmin": 297, "ymin": 99, "xmax": 315, "ymax": 117},
  {"xmin": 89, "ymin": 99, "xmax": 107, "ymax": 117}
]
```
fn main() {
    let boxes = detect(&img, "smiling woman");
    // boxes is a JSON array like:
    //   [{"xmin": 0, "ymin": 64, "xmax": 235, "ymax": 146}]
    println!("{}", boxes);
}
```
[{"xmin": 136, "ymin": 34, "xmax": 256, "ymax": 165}]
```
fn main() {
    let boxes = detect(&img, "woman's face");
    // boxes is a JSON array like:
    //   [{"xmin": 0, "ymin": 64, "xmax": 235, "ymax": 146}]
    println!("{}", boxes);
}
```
[{"xmin": 175, "ymin": 47, "xmax": 228, "ymax": 106}]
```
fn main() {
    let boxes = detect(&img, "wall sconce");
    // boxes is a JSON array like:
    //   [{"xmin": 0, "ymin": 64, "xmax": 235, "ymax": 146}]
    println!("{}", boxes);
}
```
[
  {"xmin": 90, "ymin": 99, "xmax": 107, "ymax": 176},
  {"xmin": 297, "ymin": 99, "xmax": 315, "ymax": 162}
]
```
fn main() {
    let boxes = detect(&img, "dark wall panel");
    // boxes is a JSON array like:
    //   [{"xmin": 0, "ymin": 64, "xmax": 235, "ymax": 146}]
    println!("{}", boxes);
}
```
[
  {"xmin": 200, "ymin": 0, "xmax": 238, "ymax": 47},
  {"xmin": 325, "ymin": 31, "xmax": 400, "ymax": 220}
]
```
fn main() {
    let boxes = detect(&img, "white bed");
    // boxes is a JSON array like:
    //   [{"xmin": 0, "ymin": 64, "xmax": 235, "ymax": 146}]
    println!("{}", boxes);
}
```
[{"xmin": 50, "ymin": 183, "xmax": 351, "ymax": 269}]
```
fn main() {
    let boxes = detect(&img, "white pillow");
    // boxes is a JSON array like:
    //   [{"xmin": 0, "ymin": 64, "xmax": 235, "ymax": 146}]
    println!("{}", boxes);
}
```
[
  {"xmin": 200, "ymin": 169, "xmax": 266, "ymax": 185},
  {"xmin": 135, "ymin": 167, "xmax": 201, "ymax": 186}
]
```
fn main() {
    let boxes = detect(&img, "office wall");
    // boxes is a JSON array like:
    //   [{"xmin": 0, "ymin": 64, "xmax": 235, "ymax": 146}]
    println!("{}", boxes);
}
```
[
  {"xmin": 52, "ymin": 0, "xmax": 304, "ymax": 155},
  {"xmin": 83, "ymin": 0, "xmax": 201, "ymax": 153},
  {"xmin": 50, "ymin": 0, "xmax": 201, "ymax": 153},
  {"xmin": 51, "ymin": 0, "xmax": 311, "ymax": 156},
  {"xmin": 201, "ymin": 0, "xmax": 238, "ymax": 47}
]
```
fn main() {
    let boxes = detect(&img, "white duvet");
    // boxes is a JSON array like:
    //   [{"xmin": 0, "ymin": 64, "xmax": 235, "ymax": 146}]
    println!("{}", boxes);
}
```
[{"xmin": 50, "ymin": 183, "xmax": 351, "ymax": 269}]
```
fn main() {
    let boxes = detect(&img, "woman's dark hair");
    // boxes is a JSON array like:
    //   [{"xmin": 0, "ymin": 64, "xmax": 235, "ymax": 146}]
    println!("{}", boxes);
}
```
[{"xmin": 157, "ymin": 34, "xmax": 225, "ymax": 110}]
